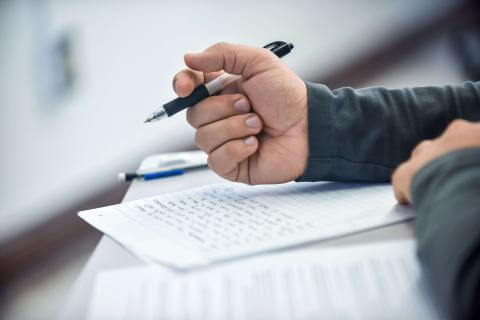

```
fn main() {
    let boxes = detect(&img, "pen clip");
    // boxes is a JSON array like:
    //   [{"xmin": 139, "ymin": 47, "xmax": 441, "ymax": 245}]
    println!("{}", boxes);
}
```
[
  {"xmin": 263, "ymin": 41, "xmax": 287, "ymax": 51},
  {"xmin": 263, "ymin": 41, "xmax": 294, "ymax": 58}
]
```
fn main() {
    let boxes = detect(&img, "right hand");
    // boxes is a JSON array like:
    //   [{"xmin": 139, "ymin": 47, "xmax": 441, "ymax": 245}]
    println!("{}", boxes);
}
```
[{"xmin": 173, "ymin": 42, "xmax": 309, "ymax": 185}]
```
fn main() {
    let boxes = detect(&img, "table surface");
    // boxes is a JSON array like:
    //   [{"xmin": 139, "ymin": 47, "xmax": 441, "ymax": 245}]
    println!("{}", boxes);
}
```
[{"xmin": 59, "ymin": 168, "xmax": 415, "ymax": 319}]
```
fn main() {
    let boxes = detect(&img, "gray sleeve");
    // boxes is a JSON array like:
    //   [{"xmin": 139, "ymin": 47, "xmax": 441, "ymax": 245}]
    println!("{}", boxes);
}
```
[
  {"xmin": 297, "ymin": 81, "xmax": 480, "ymax": 182},
  {"xmin": 411, "ymin": 147, "xmax": 480, "ymax": 320}
]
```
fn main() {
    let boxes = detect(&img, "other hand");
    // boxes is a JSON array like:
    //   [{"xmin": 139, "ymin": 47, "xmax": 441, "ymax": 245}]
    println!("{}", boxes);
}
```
[{"xmin": 392, "ymin": 120, "xmax": 480, "ymax": 204}]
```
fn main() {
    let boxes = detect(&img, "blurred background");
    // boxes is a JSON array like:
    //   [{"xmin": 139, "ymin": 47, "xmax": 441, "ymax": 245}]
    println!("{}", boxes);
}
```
[{"xmin": 0, "ymin": 0, "xmax": 478, "ymax": 319}]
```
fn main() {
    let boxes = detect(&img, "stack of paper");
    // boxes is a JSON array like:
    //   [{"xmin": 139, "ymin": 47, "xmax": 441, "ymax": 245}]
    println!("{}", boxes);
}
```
[{"xmin": 87, "ymin": 241, "xmax": 442, "ymax": 320}]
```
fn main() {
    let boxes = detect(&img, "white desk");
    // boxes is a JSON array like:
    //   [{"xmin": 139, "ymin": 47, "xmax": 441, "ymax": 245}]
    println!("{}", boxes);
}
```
[{"xmin": 59, "ymin": 167, "xmax": 414, "ymax": 319}]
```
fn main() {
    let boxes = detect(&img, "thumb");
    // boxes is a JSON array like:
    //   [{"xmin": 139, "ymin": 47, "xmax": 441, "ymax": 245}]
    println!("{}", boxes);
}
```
[{"xmin": 184, "ymin": 42, "xmax": 271, "ymax": 79}]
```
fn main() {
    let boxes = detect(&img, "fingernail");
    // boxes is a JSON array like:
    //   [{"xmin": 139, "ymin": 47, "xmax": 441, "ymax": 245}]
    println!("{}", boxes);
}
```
[
  {"xmin": 234, "ymin": 99, "xmax": 249, "ymax": 113},
  {"xmin": 245, "ymin": 115, "xmax": 260, "ymax": 128},
  {"xmin": 244, "ymin": 136, "xmax": 256, "ymax": 145}
]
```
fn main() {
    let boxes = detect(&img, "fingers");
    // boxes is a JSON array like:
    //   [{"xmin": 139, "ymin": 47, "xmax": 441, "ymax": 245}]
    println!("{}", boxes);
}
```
[
  {"xmin": 173, "ymin": 69, "xmax": 223, "ymax": 97},
  {"xmin": 176, "ymin": 42, "xmax": 264, "ymax": 97},
  {"xmin": 391, "ymin": 163, "xmax": 412, "ymax": 205},
  {"xmin": 186, "ymin": 94, "xmax": 251, "ymax": 128},
  {"xmin": 184, "ymin": 42, "xmax": 272, "ymax": 78},
  {"xmin": 194, "ymin": 113, "xmax": 263, "ymax": 154},
  {"xmin": 393, "ymin": 121, "xmax": 480, "ymax": 206},
  {"xmin": 394, "ymin": 138, "xmax": 434, "ymax": 204},
  {"xmin": 445, "ymin": 118, "xmax": 470, "ymax": 132},
  {"xmin": 186, "ymin": 90, "xmax": 258, "ymax": 183},
  {"xmin": 172, "ymin": 69, "xmax": 204, "ymax": 97},
  {"xmin": 392, "ymin": 157, "xmax": 425, "ymax": 205},
  {"xmin": 207, "ymin": 136, "xmax": 258, "ymax": 182}
]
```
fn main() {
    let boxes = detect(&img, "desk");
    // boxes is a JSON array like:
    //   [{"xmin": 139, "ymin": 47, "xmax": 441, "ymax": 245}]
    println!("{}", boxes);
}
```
[{"xmin": 59, "ymin": 167, "xmax": 415, "ymax": 319}]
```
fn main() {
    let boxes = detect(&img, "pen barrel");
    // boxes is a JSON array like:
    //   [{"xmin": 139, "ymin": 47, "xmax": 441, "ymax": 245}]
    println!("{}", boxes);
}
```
[
  {"xmin": 163, "ymin": 85, "xmax": 209, "ymax": 116},
  {"xmin": 143, "ymin": 169, "xmax": 184, "ymax": 180},
  {"xmin": 205, "ymin": 74, "xmax": 241, "ymax": 95},
  {"xmin": 272, "ymin": 42, "xmax": 293, "ymax": 58}
]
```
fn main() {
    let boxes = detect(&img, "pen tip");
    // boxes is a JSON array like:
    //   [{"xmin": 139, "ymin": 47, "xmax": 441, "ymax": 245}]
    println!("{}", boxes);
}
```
[
  {"xmin": 144, "ymin": 107, "xmax": 167, "ymax": 123},
  {"xmin": 144, "ymin": 115, "xmax": 156, "ymax": 123}
]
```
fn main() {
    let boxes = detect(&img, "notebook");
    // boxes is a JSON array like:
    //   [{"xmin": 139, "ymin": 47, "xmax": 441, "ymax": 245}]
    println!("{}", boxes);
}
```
[{"xmin": 79, "ymin": 181, "xmax": 414, "ymax": 268}]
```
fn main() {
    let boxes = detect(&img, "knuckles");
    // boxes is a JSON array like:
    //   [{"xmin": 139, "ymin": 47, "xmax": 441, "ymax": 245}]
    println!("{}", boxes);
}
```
[
  {"xmin": 210, "ymin": 42, "xmax": 230, "ymax": 50},
  {"xmin": 446, "ymin": 119, "xmax": 470, "ymax": 133},
  {"xmin": 441, "ymin": 119, "xmax": 480, "ymax": 143}
]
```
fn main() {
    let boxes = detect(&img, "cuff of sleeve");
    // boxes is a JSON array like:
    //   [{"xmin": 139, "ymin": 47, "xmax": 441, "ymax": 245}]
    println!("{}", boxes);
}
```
[{"xmin": 296, "ymin": 82, "xmax": 335, "ymax": 182}]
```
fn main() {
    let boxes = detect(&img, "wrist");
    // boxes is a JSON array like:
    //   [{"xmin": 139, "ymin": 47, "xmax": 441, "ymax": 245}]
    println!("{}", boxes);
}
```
[{"xmin": 296, "ymin": 83, "xmax": 309, "ymax": 178}]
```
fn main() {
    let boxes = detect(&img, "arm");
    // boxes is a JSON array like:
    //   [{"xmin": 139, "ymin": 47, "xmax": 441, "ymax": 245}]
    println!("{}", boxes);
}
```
[
  {"xmin": 392, "ymin": 121, "xmax": 480, "ymax": 319},
  {"xmin": 412, "ymin": 148, "xmax": 480, "ymax": 320},
  {"xmin": 174, "ymin": 43, "xmax": 478, "ymax": 185},
  {"xmin": 300, "ymin": 81, "xmax": 480, "ymax": 182}
]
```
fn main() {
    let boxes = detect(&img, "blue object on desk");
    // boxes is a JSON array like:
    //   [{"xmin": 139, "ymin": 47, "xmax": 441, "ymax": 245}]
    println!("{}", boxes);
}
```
[
  {"xmin": 118, "ymin": 169, "xmax": 184, "ymax": 182},
  {"xmin": 143, "ymin": 169, "xmax": 184, "ymax": 180},
  {"xmin": 119, "ymin": 150, "xmax": 208, "ymax": 182}
]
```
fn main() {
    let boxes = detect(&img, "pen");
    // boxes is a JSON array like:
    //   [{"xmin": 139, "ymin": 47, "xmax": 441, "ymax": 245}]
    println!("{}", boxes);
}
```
[
  {"xmin": 144, "ymin": 41, "xmax": 294, "ymax": 123},
  {"xmin": 118, "ymin": 169, "xmax": 185, "ymax": 182}
]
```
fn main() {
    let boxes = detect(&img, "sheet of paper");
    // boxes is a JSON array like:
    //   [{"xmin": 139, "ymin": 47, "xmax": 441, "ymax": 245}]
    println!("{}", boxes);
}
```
[
  {"xmin": 138, "ymin": 150, "xmax": 208, "ymax": 174},
  {"xmin": 79, "ymin": 182, "xmax": 414, "ymax": 268},
  {"xmin": 87, "ymin": 241, "xmax": 443, "ymax": 320}
]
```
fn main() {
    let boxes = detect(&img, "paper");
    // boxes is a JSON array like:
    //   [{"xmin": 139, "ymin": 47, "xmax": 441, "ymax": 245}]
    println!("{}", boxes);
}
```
[
  {"xmin": 138, "ymin": 150, "xmax": 208, "ymax": 174},
  {"xmin": 79, "ymin": 182, "xmax": 414, "ymax": 268},
  {"xmin": 87, "ymin": 241, "xmax": 443, "ymax": 320}
]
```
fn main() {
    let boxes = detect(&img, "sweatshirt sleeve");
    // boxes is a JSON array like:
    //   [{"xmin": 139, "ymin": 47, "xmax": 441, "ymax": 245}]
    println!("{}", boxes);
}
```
[
  {"xmin": 297, "ymin": 81, "xmax": 480, "ymax": 182},
  {"xmin": 411, "ymin": 147, "xmax": 480, "ymax": 320}
]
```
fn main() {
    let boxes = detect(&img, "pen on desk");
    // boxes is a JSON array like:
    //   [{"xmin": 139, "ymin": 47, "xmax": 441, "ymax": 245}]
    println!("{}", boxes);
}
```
[
  {"xmin": 118, "ymin": 161, "xmax": 208, "ymax": 182},
  {"xmin": 144, "ymin": 41, "xmax": 294, "ymax": 123},
  {"xmin": 118, "ymin": 169, "xmax": 184, "ymax": 182}
]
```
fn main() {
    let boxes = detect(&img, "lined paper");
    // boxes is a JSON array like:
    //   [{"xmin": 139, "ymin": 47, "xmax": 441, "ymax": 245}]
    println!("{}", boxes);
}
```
[
  {"xmin": 79, "ymin": 182, "xmax": 414, "ymax": 268},
  {"xmin": 87, "ymin": 241, "xmax": 442, "ymax": 320}
]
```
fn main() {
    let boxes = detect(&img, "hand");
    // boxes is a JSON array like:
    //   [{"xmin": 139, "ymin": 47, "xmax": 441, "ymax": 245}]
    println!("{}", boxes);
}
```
[
  {"xmin": 173, "ymin": 42, "xmax": 308, "ymax": 184},
  {"xmin": 392, "ymin": 120, "xmax": 480, "ymax": 204}
]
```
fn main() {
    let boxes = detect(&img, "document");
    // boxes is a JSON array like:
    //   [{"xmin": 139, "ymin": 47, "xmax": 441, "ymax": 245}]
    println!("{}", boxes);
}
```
[
  {"xmin": 87, "ymin": 241, "xmax": 443, "ymax": 320},
  {"xmin": 79, "ymin": 182, "xmax": 414, "ymax": 268},
  {"xmin": 138, "ymin": 150, "xmax": 208, "ymax": 174}
]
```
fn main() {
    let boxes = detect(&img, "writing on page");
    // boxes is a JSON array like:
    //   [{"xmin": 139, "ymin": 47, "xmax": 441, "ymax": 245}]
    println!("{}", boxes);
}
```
[{"xmin": 79, "ymin": 182, "xmax": 414, "ymax": 267}]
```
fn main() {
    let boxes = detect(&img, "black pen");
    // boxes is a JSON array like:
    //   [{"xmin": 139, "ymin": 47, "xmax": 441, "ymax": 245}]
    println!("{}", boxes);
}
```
[{"xmin": 144, "ymin": 41, "xmax": 294, "ymax": 123}]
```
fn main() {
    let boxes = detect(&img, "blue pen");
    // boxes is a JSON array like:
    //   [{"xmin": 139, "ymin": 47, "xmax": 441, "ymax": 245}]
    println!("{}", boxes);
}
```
[{"xmin": 118, "ymin": 169, "xmax": 184, "ymax": 182}]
